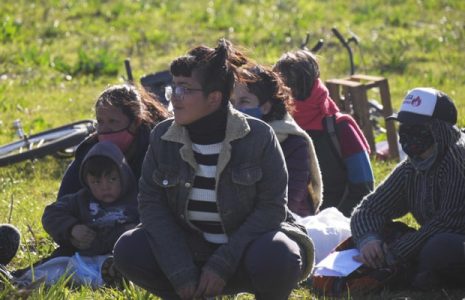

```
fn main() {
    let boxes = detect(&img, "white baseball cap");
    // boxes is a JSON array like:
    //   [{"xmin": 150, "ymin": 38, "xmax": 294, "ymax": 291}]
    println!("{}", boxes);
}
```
[{"xmin": 386, "ymin": 87, "xmax": 457, "ymax": 125}]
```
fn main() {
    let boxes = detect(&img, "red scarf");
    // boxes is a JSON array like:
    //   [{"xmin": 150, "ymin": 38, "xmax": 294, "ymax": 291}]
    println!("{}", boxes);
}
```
[
  {"xmin": 292, "ymin": 79, "xmax": 340, "ymax": 131},
  {"xmin": 292, "ymin": 79, "xmax": 371, "ymax": 152}
]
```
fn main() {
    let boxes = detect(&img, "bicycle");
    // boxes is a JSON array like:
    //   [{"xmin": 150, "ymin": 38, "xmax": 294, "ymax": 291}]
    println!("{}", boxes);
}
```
[
  {"xmin": 0, "ymin": 58, "xmax": 149, "ymax": 168},
  {"xmin": 0, "ymin": 119, "xmax": 96, "ymax": 167}
]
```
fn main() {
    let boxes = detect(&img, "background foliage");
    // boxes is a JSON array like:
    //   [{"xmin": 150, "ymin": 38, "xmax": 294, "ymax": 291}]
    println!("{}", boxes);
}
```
[{"xmin": 1, "ymin": 0, "xmax": 464, "ymax": 298}]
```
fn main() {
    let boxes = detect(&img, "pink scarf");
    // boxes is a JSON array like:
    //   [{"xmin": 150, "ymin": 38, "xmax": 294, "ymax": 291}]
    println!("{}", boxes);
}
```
[{"xmin": 292, "ymin": 79, "xmax": 371, "ymax": 152}]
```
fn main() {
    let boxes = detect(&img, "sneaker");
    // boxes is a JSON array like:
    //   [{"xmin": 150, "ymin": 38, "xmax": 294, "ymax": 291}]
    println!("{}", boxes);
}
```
[{"xmin": 101, "ymin": 256, "xmax": 124, "ymax": 288}]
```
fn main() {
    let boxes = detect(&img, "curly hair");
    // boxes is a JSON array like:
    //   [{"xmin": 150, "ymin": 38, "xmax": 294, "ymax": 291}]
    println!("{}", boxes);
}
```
[
  {"xmin": 238, "ymin": 65, "xmax": 294, "ymax": 122},
  {"xmin": 95, "ymin": 84, "xmax": 170, "ymax": 128}
]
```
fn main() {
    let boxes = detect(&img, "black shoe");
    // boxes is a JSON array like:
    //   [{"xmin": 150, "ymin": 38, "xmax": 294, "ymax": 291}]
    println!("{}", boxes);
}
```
[
  {"xmin": 0, "ymin": 224, "xmax": 21, "ymax": 266},
  {"xmin": 101, "ymin": 257, "xmax": 124, "ymax": 289}
]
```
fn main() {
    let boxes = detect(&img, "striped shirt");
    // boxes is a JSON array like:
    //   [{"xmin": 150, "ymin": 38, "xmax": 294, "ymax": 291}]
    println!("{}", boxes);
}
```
[
  {"xmin": 187, "ymin": 142, "xmax": 228, "ymax": 244},
  {"xmin": 351, "ymin": 121, "xmax": 465, "ymax": 262}
]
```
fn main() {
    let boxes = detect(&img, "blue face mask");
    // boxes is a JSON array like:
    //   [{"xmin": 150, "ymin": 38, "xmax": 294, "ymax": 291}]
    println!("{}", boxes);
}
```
[{"xmin": 238, "ymin": 107, "xmax": 263, "ymax": 119}]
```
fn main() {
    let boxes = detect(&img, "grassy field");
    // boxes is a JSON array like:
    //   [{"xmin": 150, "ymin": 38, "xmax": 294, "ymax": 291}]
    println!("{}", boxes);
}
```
[{"xmin": 1, "ymin": 0, "xmax": 465, "ymax": 299}]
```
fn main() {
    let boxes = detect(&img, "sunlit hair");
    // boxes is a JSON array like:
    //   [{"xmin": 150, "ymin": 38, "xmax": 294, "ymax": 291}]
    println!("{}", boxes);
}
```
[
  {"xmin": 82, "ymin": 155, "xmax": 118, "ymax": 179},
  {"xmin": 95, "ymin": 84, "xmax": 170, "ymax": 127},
  {"xmin": 273, "ymin": 49, "xmax": 320, "ymax": 101},
  {"xmin": 238, "ymin": 65, "xmax": 294, "ymax": 122},
  {"xmin": 170, "ymin": 39, "xmax": 251, "ymax": 106}
]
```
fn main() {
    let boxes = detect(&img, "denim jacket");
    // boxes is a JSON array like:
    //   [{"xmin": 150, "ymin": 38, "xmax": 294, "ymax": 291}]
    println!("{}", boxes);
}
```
[{"xmin": 138, "ymin": 107, "xmax": 314, "ymax": 290}]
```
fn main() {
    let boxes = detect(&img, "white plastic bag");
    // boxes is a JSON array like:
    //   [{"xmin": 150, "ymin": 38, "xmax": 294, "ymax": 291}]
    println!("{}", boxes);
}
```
[
  {"xmin": 295, "ymin": 207, "xmax": 351, "ymax": 264},
  {"xmin": 68, "ymin": 253, "xmax": 108, "ymax": 288},
  {"xmin": 15, "ymin": 253, "xmax": 110, "ymax": 288}
]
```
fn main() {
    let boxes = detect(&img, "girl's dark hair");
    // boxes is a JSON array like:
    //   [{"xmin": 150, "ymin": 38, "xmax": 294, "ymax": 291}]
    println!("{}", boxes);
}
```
[
  {"xmin": 239, "ymin": 65, "xmax": 294, "ymax": 122},
  {"xmin": 95, "ymin": 84, "xmax": 170, "ymax": 127},
  {"xmin": 273, "ymin": 50, "xmax": 320, "ymax": 101},
  {"xmin": 170, "ymin": 38, "xmax": 250, "ymax": 106},
  {"xmin": 82, "ymin": 155, "xmax": 118, "ymax": 179}
]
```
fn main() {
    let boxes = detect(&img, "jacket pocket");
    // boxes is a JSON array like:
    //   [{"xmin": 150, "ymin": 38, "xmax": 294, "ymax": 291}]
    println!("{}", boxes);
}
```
[
  {"xmin": 231, "ymin": 164, "xmax": 262, "ymax": 206},
  {"xmin": 152, "ymin": 167, "xmax": 181, "ymax": 212},
  {"xmin": 232, "ymin": 164, "xmax": 262, "ymax": 185},
  {"xmin": 152, "ymin": 167, "xmax": 179, "ymax": 188}
]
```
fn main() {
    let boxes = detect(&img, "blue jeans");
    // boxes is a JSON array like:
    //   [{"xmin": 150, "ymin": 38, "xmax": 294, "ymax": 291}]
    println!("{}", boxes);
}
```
[{"xmin": 114, "ymin": 228, "xmax": 303, "ymax": 300}]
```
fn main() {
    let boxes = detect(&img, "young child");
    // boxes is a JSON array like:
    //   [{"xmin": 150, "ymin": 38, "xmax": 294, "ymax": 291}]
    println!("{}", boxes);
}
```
[
  {"xmin": 15, "ymin": 141, "xmax": 138, "ymax": 288},
  {"xmin": 42, "ymin": 140, "xmax": 139, "ymax": 257}
]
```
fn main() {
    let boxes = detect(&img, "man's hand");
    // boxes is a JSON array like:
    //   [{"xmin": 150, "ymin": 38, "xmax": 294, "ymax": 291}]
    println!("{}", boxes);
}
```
[
  {"xmin": 194, "ymin": 269, "xmax": 226, "ymax": 298},
  {"xmin": 70, "ymin": 224, "xmax": 96, "ymax": 249},
  {"xmin": 176, "ymin": 282, "xmax": 196, "ymax": 300},
  {"xmin": 354, "ymin": 239, "xmax": 385, "ymax": 269}
]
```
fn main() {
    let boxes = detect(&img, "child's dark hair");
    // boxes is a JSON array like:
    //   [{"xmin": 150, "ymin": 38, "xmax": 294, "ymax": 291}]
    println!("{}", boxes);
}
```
[
  {"xmin": 273, "ymin": 50, "xmax": 320, "ymax": 101},
  {"xmin": 239, "ymin": 65, "xmax": 294, "ymax": 122},
  {"xmin": 95, "ymin": 84, "xmax": 170, "ymax": 128},
  {"xmin": 170, "ymin": 39, "xmax": 250, "ymax": 106},
  {"xmin": 82, "ymin": 155, "xmax": 119, "ymax": 179}
]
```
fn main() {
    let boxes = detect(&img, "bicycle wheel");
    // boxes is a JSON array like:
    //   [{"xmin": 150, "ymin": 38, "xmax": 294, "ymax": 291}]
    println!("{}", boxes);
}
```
[{"xmin": 0, "ymin": 120, "xmax": 96, "ymax": 167}]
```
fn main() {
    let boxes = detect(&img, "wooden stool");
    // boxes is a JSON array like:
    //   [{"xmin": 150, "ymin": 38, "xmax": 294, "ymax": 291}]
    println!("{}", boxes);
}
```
[{"xmin": 325, "ymin": 75, "xmax": 399, "ymax": 160}]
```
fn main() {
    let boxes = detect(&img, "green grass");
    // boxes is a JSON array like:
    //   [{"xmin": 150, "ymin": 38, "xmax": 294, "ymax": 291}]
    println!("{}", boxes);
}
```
[{"xmin": 1, "ymin": 0, "xmax": 465, "ymax": 298}]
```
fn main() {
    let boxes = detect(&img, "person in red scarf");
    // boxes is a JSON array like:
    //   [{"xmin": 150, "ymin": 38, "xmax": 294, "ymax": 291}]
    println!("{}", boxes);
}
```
[{"xmin": 274, "ymin": 50, "xmax": 374, "ymax": 217}]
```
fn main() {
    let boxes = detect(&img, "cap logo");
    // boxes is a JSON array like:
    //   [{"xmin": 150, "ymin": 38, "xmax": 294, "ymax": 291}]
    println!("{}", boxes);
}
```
[
  {"xmin": 411, "ymin": 96, "xmax": 422, "ymax": 107},
  {"xmin": 404, "ymin": 94, "xmax": 422, "ymax": 107}
]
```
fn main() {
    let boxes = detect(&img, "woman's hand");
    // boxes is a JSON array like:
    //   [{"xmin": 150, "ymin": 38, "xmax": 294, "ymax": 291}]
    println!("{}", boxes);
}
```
[
  {"xmin": 70, "ymin": 224, "xmax": 96, "ymax": 249},
  {"xmin": 194, "ymin": 269, "xmax": 226, "ymax": 298},
  {"xmin": 354, "ymin": 239, "xmax": 385, "ymax": 269}
]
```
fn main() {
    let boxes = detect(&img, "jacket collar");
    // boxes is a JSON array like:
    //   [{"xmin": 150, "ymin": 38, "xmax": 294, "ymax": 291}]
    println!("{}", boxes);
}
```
[{"xmin": 161, "ymin": 105, "xmax": 251, "ymax": 172}]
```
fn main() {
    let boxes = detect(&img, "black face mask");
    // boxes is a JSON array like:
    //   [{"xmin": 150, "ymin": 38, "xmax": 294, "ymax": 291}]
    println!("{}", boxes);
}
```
[{"xmin": 399, "ymin": 123, "xmax": 435, "ymax": 158}]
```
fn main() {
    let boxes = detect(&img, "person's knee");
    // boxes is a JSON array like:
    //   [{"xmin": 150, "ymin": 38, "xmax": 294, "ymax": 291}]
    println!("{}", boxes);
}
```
[
  {"xmin": 419, "ymin": 233, "xmax": 465, "ymax": 269},
  {"xmin": 245, "ymin": 231, "xmax": 302, "ymax": 284},
  {"xmin": 113, "ymin": 229, "xmax": 139, "ymax": 273}
]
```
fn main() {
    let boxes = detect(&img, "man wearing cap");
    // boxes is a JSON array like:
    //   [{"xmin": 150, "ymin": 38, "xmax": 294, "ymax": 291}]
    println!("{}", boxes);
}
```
[{"xmin": 350, "ymin": 87, "xmax": 465, "ymax": 290}]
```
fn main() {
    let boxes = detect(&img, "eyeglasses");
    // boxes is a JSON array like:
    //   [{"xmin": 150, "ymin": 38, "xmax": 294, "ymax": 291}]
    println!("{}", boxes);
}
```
[{"xmin": 164, "ymin": 85, "xmax": 203, "ymax": 101}]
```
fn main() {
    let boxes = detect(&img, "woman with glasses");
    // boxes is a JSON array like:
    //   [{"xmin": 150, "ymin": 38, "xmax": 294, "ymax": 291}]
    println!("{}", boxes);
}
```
[
  {"xmin": 231, "ymin": 65, "xmax": 322, "ymax": 217},
  {"xmin": 114, "ymin": 39, "xmax": 314, "ymax": 300}
]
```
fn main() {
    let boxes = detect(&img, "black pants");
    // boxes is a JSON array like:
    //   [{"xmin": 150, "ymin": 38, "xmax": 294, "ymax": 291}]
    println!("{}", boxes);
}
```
[
  {"xmin": 113, "ymin": 228, "xmax": 303, "ymax": 300},
  {"xmin": 412, "ymin": 232, "xmax": 465, "ymax": 289}
]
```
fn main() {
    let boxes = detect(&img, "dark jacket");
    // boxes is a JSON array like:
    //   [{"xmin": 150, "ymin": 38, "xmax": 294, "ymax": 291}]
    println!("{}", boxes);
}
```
[
  {"xmin": 42, "ymin": 141, "xmax": 139, "ymax": 256},
  {"xmin": 138, "ymin": 107, "xmax": 314, "ymax": 291},
  {"xmin": 351, "ymin": 120, "xmax": 465, "ymax": 263},
  {"xmin": 57, "ymin": 124, "xmax": 151, "ymax": 198},
  {"xmin": 308, "ymin": 117, "xmax": 374, "ymax": 217}
]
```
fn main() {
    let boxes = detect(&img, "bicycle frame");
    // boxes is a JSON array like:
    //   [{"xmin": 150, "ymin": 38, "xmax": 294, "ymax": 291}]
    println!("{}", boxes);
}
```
[{"xmin": 331, "ymin": 27, "xmax": 359, "ymax": 75}]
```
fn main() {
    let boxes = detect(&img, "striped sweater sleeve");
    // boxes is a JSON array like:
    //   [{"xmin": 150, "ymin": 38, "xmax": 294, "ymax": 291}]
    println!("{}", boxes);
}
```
[{"xmin": 351, "ymin": 162, "xmax": 410, "ymax": 248}]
